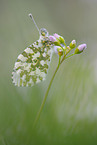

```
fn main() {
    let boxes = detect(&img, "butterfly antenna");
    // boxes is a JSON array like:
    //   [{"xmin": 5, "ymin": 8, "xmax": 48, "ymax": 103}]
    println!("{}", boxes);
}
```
[{"xmin": 28, "ymin": 13, "xmax": 40, "ymax": 35}]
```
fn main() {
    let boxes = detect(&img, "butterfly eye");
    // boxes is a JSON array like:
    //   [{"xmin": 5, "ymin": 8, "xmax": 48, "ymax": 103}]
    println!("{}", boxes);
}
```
[
  {"xmin": 40, "ymin": 28, "xmax": 48, "ymax": 36},
  {"xmin": 41, "ymin": 32, "xmax": 46, "ymax": 36}
]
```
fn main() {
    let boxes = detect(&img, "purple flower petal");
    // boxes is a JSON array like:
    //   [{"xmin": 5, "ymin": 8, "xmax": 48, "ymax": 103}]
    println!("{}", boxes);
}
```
[
  {"xmin": 78, "ymin": 44, "xmax": 87, "ymax": 52},
  {"xmin": 72, "ymin": 40, "xmax": 76, "ymax": 44},
  {"xmin": 54, "ymin": 33, "xmax": 60, "ymax": 38},
  {"xmin": 49, "ymin": 35, "xmax": 56, "ymax": 42}
]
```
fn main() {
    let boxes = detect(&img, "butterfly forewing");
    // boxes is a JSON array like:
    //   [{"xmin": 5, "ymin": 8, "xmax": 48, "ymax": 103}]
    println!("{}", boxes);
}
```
[{"xmin": 12, "ymin": 37, "xmax": 53, "ymax": 87}]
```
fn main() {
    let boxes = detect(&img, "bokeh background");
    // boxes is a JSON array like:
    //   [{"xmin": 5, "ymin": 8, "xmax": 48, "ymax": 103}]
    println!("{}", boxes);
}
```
[{"xmin": 0, "ymin": 0, "xmax": 97, "ymax": 144}]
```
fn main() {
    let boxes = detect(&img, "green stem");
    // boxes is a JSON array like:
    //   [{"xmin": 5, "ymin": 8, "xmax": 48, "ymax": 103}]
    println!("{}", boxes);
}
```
[
  {"xmin": 33, "ymin": 51, "xmax": 75, "ymax": 127},
  {"xmin": 60, "ymin": 49, "xmax": 72, "ymax": 64},
  {"xmin": 65, "ymin": 53, "xmax": 75, "ymax": 59},
  {"xmin": 33, "ymin": 64, "xmax": 60, "ymax": 127},
  {"xmin": 58, "ymin": 56, "xmax": 61, "ymax": 67}
]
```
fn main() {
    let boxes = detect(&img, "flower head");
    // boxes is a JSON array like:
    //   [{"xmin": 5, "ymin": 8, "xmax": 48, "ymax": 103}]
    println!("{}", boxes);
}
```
[
  {"xmin": 54, "ymin": 46, "xmax": 63, "ymax": 56},
  {"xmin": 49, "ymin": 33, "xmax": 65, "ymax": 46},
  {"xmin": 69, "ymin": 40, "xmax": 76, "ymax": 49},
  {"xmin": 58, "ymin": 48, "xmax": 63, "ymax": 56},
  {"xmin": 78, "ymin": 44, "xmax": 87, "ymax": 51},
  {"xmin": 75, "ymin": 43, "xmax": 87, "ymax": 54},
  {"xmin": 54, "ymin": 33, "xmax": 60, "ymax": 38},
  {"xmin": 49, "ymin": 34, "xmax": 60, "ymax": 46},
  {"xmin": 49, "ymin": 35, "xmax": 57, "ymax": 42}
]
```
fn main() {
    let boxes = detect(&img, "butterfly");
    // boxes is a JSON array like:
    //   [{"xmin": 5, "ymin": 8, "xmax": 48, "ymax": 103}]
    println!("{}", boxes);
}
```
[{"xmin": 12, "ymin": 27, "xmax": 53, "ymax": 87}]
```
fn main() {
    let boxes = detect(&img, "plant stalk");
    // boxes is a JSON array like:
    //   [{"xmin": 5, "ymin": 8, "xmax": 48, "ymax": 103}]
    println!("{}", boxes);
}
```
[
  {"xmin": 33, "ymin": 64, "xmax": 60, "ymax": 127},
  {"xmin": 33, "ymin": 50, "xmax": 75, "ymax": 127}
]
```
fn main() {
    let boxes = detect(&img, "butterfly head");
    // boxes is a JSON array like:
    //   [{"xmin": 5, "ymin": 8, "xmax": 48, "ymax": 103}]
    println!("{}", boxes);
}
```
[{"xmin": 40, "ymin": 28, "xmax": 49, "ymax": 37}]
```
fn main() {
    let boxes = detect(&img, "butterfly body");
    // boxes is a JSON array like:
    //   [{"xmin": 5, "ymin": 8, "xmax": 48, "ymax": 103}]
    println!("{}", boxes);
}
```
[{"xmin": 12, "ymin": 28, "xmax": 53, "ymax": 87}]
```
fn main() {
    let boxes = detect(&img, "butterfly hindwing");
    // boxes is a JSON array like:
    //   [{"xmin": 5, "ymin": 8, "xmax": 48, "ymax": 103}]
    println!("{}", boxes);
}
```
[{"xmin": 12, "ymin": 37, "xmax": 53, "ymax": 87}]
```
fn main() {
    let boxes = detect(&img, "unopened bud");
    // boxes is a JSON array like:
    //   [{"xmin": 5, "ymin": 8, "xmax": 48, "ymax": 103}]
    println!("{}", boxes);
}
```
[
  {"xmin": 69, "ymin": 40, "xmax": 76, "ymax": 49},
  {"xmin": 54, "ymin": 33, "xmax": 65, "ymax": 43},
  {"xmin": 54, "ymin": 33, "xmax": 60, "ymax": 38},
  {"xmin": 59, "ymin": 36, "xmax": 65, "ymax": 43},
  {"xmin": 67, "ymin": 46, "xmax": 71, "ymax": 50},
  {"xmin": 57, "ymin": 47, "xmax": 63, "ymax": 56},
  {"xmin": 49, "ymin": 35, "xmax": 61, "ymax": 46},
  {"xmin": 75, "ymin": 44, "xmax": 87, "ymax": 54},
  {"xmin": 49, "ymin": 35, "xmax": 57, "ymax": 42},
  {"xmin": 54, "ymin": 40, "xmax": 61, "ymax": 46}
]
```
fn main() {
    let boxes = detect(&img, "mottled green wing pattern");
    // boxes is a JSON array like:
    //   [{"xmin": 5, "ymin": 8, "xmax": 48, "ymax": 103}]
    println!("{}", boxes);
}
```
[{"xmin": 12, "ymin": 38, "xmax": 53, "ymax": 87}]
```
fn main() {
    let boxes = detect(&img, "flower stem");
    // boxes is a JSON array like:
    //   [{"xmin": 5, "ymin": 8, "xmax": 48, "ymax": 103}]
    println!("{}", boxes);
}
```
[
  {"xmin": 33, "ymin": 64, "xmax": 60, "ymax": 127},
  {"xmin": 65, "ymin": 53, "xmax": 75, "ymax": 59},
  {"xmin": 33, "ymin": 50, "xmax": 75, "ymax": 127}
]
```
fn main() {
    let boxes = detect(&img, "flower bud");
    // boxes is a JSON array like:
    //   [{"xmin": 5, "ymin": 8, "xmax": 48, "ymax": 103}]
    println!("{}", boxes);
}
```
[
  {"xmin": 69, "ymin": 40, "xmax": 76, "ymax": 49},
  {"xmin": 49, "ymin": 35, "xmax": 61, "ymax": 46},
  {"xmin": 75, "ymin": 44, "xmax": 87, "ymax": 54},
  {"xmin": 54, "ymin": 33, "xmax": 60, "ymax": 38},
  {"xmin": 57, "ymin": 47, "xmax": 63, "ymax": 56},
  {"xmin": 54, "ymin": 41, "xmax": 61, "ymax": 46},
  {"xmin": 54, "ymin": 33, "xmax": 65, "ymax": 43},
  {"xmin": 67, "ymin": 46, "xmax": 71, "ymax": 50},
  {"xmin": 54, "ymin": 46, "xmax": 63, "ymax": 56},
  {"xmin": 65, "ymin": 46, "xmax": 71, "ymax": 53},
  {"xmin": 59, "ymin": 36, "xmax": 65, "ymax": 43},
  {"xmin": 49, "ymin": 35, "xmax": 57, "ymax": 42}
]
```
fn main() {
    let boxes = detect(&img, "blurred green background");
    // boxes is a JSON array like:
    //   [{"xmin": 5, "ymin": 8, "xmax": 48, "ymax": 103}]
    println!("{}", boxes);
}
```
[{"xmin": 0, "ymin": 0, "xmax": 97, "ymax": 144}]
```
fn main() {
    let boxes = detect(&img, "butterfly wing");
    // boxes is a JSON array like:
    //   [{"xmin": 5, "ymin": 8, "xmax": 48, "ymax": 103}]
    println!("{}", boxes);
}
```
[{"xmin": 12, "ymin": 39, "xmax": 53, "ymax": 87}]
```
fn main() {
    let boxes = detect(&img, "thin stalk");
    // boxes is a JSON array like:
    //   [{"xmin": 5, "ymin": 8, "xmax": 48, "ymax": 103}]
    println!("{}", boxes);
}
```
[
  {"xmin": 33, "ymin": 50, "xmax": 75, "ymax": 127},
  {"xmin": 33, "ymin": 64, "xmax": 60, "ymax": 127},
  {"xmin": 65, "ymin": 53, "xmax": 75, "ymax": 59},
  {"xmin": 60, "ymin": 48, "xmax": 72, "ymax": 64}
]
